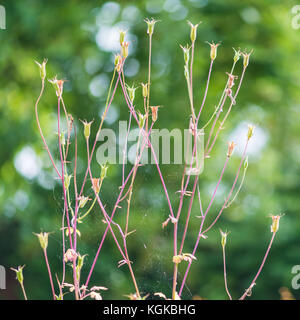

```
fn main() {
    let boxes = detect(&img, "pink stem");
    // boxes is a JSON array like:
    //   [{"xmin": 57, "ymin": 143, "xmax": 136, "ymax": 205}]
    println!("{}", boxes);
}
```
[
  {"xmin": 122, "ymin": 113, "xmax": 132, "ymax": 185},
  {"xmin": 239, "ymin": 232, "xmax": 276, "ymax": 300},
  {"xmin": 35, "ymin": 80, "xmax": 61, "ymax": 178},
  {"xmin": 197, "ymin": 59, "xmax": 214, "ymax": 121},
  {"xmin": 119, "ymin": 75, "xmax": 175, "ymax": 218},
  {"xmin": 205, "ymin": 93, "xmax": 227, "ymax": 154},
  {"xmin": 202, "ymin": 140, "xmax": 249, "ymax": 235},
  {"xmin": 206, "ymin": 67, "xmax": 246, "ymax": 156},
  {"xmin": 79, "ymin": 74, "xmax": 120, "ymax": 197},
  {"xmin": 43, "ymin": 248, "xmax": 56, "ymax": 300},
  {"xmin": 179, "ymin": 155, "xmax": 230, "ymax": 296},
  {"xmin": 222, "ymin": 245, "xmax": 232, "ymax": 300},
  {"xmin": 83, "ymin": 123, "xmax": 154, "ymax": 291},
  {"xmin": 57, "ymin": 98, "xmax": 73, "ymax": 249}
]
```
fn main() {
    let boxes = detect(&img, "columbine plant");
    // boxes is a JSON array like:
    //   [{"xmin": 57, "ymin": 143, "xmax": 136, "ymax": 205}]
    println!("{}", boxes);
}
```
[{"xmin": 12, "ymin": 19, "xmax": 282, "ymax": 300}]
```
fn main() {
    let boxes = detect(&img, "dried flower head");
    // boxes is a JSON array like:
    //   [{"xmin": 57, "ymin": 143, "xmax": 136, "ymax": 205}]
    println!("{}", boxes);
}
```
[
  {"xmin": 187, "ymin": 20, "xmax": 201, "ymax": 43},
  {"xmin": 80, "ymin": 119, "xmax": 93, "ymax": 140},
  {"xmin": 220, "ymin": 229, "xmax": 230, "ymax": 247},
  {"xmin": 64, "ymin": 248, "xmax": 78, "ymax": 263},
  {"xmin": 144, "ymin": 18, "xmax": 159, "ymax": 36},
  {"xmin": 11, "ymin": 265, "xmax": 25, "ymax": 284},
  {"xmin": 150, "ymin": 106, "xmax": 160, "ymax": 122},
  {"xmin": 121, "ymin": 41, "xmax": 129, "ymax": 59},
  {"xmin": 226, "ymin": 72, "xmax": 238, "ymax": 89},
  {"xmin": 92, "ymin": 178, "xmax": 101, "ymax": 194},
  {"xmin": 172, "ymin": 253, "xmax": 196, "ymax": 264},
  {"xmin": 100, "ymin": 163, "xmax": 109, "ymax": 180},
  {"xmin": 34, "ymin": 232, "xmax": 50, "ymax": 250},
  {"xmin": 172, "ymin": 255, "xmax": 182, "ymax": 264},
  {"xmin": 48, "ymin": 76, "xmax": 66, "ymax": 97},
  {"xmin": 270, "ymin": 214, "xmax": 283, "ymax": 233},
  {"xmin": 90, "ymin": 291, "xmax": 102, "ymax": 300},
  {"xmin": 233, "ymin": 48, "xmax": 242, "ymax": 63},
  {"xmin": 35, "ymin": 59, "xmax": 47, "ymax": 80},
  {"xmin": 242, "ymin": 49, "xmax": 253, "ymax": 68},
  {"xmin": 78, "ymin": 196, "xmax": 89, "ymax": 209},
  {"xmin": 126, "ymin": 84, "xmax": 138, "ymax": 103},
  {"xmin": 119, "ymin": 29, "xmax": 127, "ymax": 45},
  {"xmin": 77, "ymin": 253, "xmax": 87, "ymax": 270},
  {"xmin": 138, "ymin": 112, "xmax": 147, "ymax": 129},
  {"xmin": 114, "ymin": 54, "xmax": 123, "ymax": 72},
  {"xmin": 206, "ymin": 41, "xmax": 221, "ymax": 61},
  {"xmin": 141, "ymin": 82, "xmax": 148, "ymax": 98},
  {"xmin": 227, "ymin": 141, "xmax": 236, "ymax": 158},
  {"xmin": 180, "ymin": 44, "xmax": 191, "ymax": 65},
  {"xmin": 90, "ymin": 286, "xmax": 108, "ymax": 292}
]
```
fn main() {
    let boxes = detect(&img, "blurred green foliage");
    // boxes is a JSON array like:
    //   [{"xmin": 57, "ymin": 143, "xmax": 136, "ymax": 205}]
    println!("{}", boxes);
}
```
[{"xmin": 0, "ymin": 0, "xmax": 300, "ymax": 300}]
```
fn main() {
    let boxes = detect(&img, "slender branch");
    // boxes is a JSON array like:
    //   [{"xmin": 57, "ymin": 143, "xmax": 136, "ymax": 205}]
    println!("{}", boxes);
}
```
[
  {"xmin": 202, "ymin": 140, "xmax": 249, "ymax": 235},
  {"xmin": 20, "ymin": 282, "xmax": 28, "ymax": 300},
  {"xmin": 57, "ymin": 98, "xmax": 73, "ymax": 249},
  {"xmin": 225, "ymin": 158, "xmax": 248, "ymax": 208},
  {"xmin": 206, "ymin": 67, "xmax": 247, "ymax": 156},
  {"xmin": 85, "ymin": 139, "xmax": 141, "ymax": 298},
  {"xmin": 35, "ymin": 79, "xmax": 61, "ymax": 178},
  {"xmin": 79, "ymin": 70, "xmax": 119, "ymax": 197},
  {"xmin": 222, "ymin": 245, "xmax": 232, "ymax": 300},
  {"xmin": 179, "ymin": 155, "xmax": 230, "ymax": 296},
  {"xmin": 197, "ymin": 59, "xmax": 214, "ymax": 121},
  {"xmin": 43, "ymin": 248, "xmax": 56, "ymax": 300},
  {"xmin": 239, "ymin": 232, "xmax": 276, "ymax": 300}
]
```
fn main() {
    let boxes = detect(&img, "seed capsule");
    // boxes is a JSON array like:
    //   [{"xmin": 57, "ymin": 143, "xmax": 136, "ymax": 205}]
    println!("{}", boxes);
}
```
[{"xmin": 207, "ymin": 41, "xmax": 221, "ymax": 61}]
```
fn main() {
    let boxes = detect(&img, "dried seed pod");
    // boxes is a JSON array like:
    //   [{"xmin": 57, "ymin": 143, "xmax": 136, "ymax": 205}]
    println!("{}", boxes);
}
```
[
  {"xmin": 206, "ymin": 41, "xmax": 221, "ymax": 61},
  {"xmin": 227, "ymin": 141, "xmax": 236, "ymax": 158},
  {"xmin": 187, "ymin": 21, "xmax": 201, "ymax": 43},
  {"xmin": 35, "ymin": 59, "xmax": 47, "ymax": 80},
  {"xmin": 34, "ymin": 232, "xmax": 49, "ymax": 250},
  {"xmin": 144, "ymin": 18, "xmax": 159, "ymax": 36}
]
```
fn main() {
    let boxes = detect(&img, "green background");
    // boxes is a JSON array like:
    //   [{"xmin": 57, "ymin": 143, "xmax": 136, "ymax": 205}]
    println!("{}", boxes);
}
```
[{"xmin": 0, "ymin": 0, "xmax": 300, "ymax": 300}]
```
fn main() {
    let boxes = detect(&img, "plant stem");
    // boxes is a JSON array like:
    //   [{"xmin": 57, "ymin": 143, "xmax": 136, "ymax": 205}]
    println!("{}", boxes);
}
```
[
  {"xmin": 43, "ymin": 248, "xmax": 56, "ymax": 300},
  {"xmin": 146, "ymin": 33, "xmax": 152, "ymax": 133},
  {"xmin": 197, "ymin": 59, "xmax": 214, "ymax": 121},
  {"xmin": 85, "ymin": 140, "xmax": 141, "ymax": 298},
  {"xmin": 239, "ymin": 232, "xmax": 277, "ymax": 300},
  {"xmin": 179, "ymin": 155, "xmax": 230, "ymax": 296},
  {"xmin": 57, "ymin": 97, "xmax": 73, "ymax": 249},
  {"xmin": 79, "ymin": 70, "xmax": 118, "ymax": 197},
  {"xmin": 35, "ymin": 79, "xmax": 61, "ymax": 178},
  {"xmin": 20, "ymin": 282, "xmax": 28, "ymax": 300},
  {"xmin": 78, "ymin": 197, "xmax": 97, "ymax": 221},
  {"xmin": 172, "ymin": 263, "xmax": 178, "ymax": 300},
  {"xmin": 222, "ymin": 245, "xmax": 232, "ymax": 300},
  {"xmin": 203, "ymin": 61, "xmax": 236, "ymax": 150},
  {"xmin": 206, "ymin": 66, "xmax": 246, "ymax": 156},
  {"xmin": 202, "ymin": 140, "xmax": 249, "ymax": 235},
  {"xmin": 225, "ymin": 161, "xmax": 247, "ymax": 208},
  {"xmin": 83, "ymin": 124, "xmax": 154, "ymax": 295}
]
